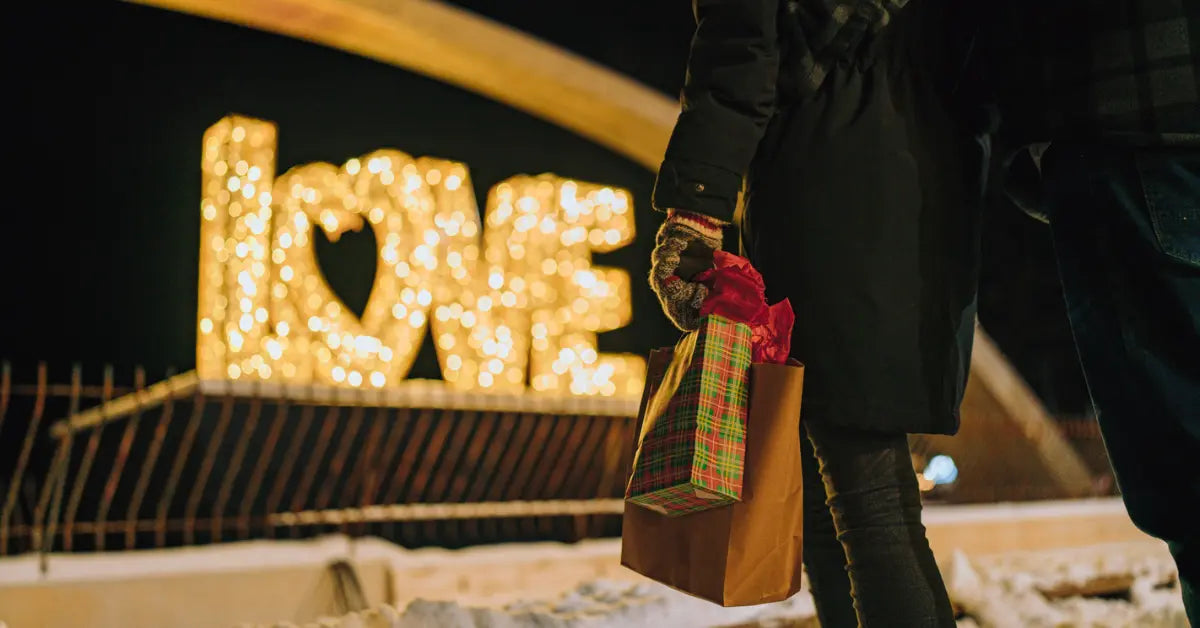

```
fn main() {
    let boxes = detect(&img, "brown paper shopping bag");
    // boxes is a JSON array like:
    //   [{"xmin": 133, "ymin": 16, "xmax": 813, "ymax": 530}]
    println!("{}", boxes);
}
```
[{"xmin": 621, "ymin": 349, "xmax": 806, "ymax": 607}]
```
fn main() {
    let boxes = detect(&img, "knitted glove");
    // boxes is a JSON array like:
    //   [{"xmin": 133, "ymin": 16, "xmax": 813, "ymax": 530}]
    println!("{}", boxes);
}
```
[{"xmin": 649, "ymin": 210, "xmax": 726, "ymax": 331}]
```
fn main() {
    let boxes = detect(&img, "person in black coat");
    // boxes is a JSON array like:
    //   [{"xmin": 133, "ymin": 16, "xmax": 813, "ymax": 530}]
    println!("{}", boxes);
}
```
[
  {"xmin": 983, "ymin": 1, "xmax": 1200, "ymax": 621},
  {"xmin": 649, "ymin": 1, "xmax": 987, "ymax": 625}
]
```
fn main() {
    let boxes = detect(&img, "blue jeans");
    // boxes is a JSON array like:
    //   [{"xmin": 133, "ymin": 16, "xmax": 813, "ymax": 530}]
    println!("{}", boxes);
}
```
[{"xmin": 1041, "ymin": 143, "xmax": 1200, "ymax": 622}]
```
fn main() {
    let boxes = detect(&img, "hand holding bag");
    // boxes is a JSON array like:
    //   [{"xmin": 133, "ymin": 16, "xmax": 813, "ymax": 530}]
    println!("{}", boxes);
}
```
[
  {"xmin": 625, "ymin": 251, "xmax": 795, "ymax": 516},
  {"xmin": 622, "ymin": 252, "xmax": 806, "ymax": 606}
]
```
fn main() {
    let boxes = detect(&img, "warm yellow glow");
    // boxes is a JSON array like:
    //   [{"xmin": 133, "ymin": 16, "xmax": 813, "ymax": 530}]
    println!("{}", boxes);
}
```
[{"xmin": 197, "ymin": 115, "xmax": 644, "ymax": 396}]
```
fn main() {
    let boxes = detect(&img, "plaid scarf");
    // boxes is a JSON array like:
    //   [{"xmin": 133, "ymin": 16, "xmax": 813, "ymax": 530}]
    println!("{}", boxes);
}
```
[{"xmin": 778, "ymin": 0, "xmax": 911, "ymax": 98}]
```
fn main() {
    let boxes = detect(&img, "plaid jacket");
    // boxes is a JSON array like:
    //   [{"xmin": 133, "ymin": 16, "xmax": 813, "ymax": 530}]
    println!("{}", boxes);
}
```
[
  {"xmin": 986, "ymin": 0, "xmax": 1200, "ymax": 149},
  {"xmin": 653, "ymin": 0, "xmax": 920, "ymax": 222},
  {"xmin": 980, "ymin": 1, "xmax": 1200, "ymax": 221}
]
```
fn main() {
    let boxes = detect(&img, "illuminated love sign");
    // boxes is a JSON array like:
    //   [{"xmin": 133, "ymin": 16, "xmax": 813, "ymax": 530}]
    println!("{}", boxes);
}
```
[{"xmin": 196, "ymin": 115, "xmax": 645, "ymax": 398}]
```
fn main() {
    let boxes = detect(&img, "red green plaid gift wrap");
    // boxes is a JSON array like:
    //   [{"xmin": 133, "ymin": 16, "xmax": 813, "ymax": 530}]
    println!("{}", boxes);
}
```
[{"xmin": 626, "ymin": 315, "xmax": 753, "ymax": 516}]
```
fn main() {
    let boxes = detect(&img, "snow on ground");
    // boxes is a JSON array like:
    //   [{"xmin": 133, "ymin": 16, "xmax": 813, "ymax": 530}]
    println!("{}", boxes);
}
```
[
  {"xmin": 944, "ymin": 542, "xmax": 1187, "ymax": 628},
  {"xmin": 245, "ymin": 540, "xmax": 1185, "ymax": 628},
  {"xmin": 243, "ymin": 578, "xmax": 816, "ymax": 628},
  {"xmin": 0, "ymin": 498, "xmax": 1184, "ymax": 627}
]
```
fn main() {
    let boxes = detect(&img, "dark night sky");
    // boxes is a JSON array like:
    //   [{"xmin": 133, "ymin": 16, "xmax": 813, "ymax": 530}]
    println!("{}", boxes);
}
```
[{"xmin": 2, "ymin": 1, "xmax": 1089, "ymax": 414}]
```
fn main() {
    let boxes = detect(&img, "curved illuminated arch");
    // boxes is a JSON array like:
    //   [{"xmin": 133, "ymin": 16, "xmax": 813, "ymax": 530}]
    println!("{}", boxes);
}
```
[
  {"xmin": 127, "ymin": 0, "xmax": 1093, "ymax": 496},
  {"xmin": 127, "ymin": 0, "xmax": 677, "ymax": 170}
]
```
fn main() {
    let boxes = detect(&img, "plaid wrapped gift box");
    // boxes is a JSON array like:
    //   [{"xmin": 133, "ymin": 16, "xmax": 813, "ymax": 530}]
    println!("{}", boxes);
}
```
[{"xmin": 626, "ymin": 315, "xmax": 753, "ymax": 516}]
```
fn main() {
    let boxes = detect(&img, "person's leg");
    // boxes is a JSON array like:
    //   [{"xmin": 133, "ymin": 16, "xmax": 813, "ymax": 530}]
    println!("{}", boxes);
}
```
[
  {"xmin": 1042, "ymin": 143, "xmax": 1200, "ymax": 622},
  {"xmin": 806, "ymin": 422, "xmax": 955, "ymax": 627},
  {"xmin": 801, "ymin": 427, "xmax": 858, "ymax": 627}
]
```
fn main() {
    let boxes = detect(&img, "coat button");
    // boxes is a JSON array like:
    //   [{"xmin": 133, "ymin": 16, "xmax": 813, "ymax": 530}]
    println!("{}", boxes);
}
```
[{"xmin": 694, "ymin": 183, "xmax": 706, "ymax": 192}]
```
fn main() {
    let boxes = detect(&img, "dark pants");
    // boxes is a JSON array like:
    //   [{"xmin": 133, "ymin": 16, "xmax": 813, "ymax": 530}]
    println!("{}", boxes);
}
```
[
  {"xmin": 801, "ymin": 423, "xmax": 956, "ymax": 627},
  {"xmin": 1041, "ymin": 143, "xmax": 1200, "ymax": 623}
]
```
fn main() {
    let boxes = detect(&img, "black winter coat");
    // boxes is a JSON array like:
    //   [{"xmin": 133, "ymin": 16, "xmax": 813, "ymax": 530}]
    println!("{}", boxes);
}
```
[{"xmin": 654, "ymin": 0, "xmax": 988, "ymax": 435}]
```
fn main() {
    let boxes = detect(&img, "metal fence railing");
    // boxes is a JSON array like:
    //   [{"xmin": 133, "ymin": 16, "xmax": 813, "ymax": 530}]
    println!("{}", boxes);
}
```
[
  {"xmin": 0, "ymin": 363, "xmax": 637, "ymax": 561},
  {"xmin": 0, "ymin": 361, "xmax": 1116, "ymax": 566}
]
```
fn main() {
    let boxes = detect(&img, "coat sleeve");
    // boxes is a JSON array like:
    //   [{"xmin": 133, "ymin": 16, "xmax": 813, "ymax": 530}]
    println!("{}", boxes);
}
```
[{"xmin": 652, "ymin": 0, "xmax": 781, "ymax": 223}]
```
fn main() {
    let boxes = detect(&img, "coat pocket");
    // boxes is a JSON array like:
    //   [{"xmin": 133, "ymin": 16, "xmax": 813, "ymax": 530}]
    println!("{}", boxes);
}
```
[{"xmin": 1137, "ymin": 149, "xmax": 1200, "ymax": 269}]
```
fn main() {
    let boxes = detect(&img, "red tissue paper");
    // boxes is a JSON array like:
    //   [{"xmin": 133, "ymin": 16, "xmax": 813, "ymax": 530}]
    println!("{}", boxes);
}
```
[{"xmin": 694, "ymin": 251, "xmax": 795, "ymax": 364}]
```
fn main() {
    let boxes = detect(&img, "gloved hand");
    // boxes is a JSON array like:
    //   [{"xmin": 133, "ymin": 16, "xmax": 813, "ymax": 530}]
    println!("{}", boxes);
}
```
[{"xmin": 649, "ymin": 210, "xmax": 726, "ymax": 331}]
